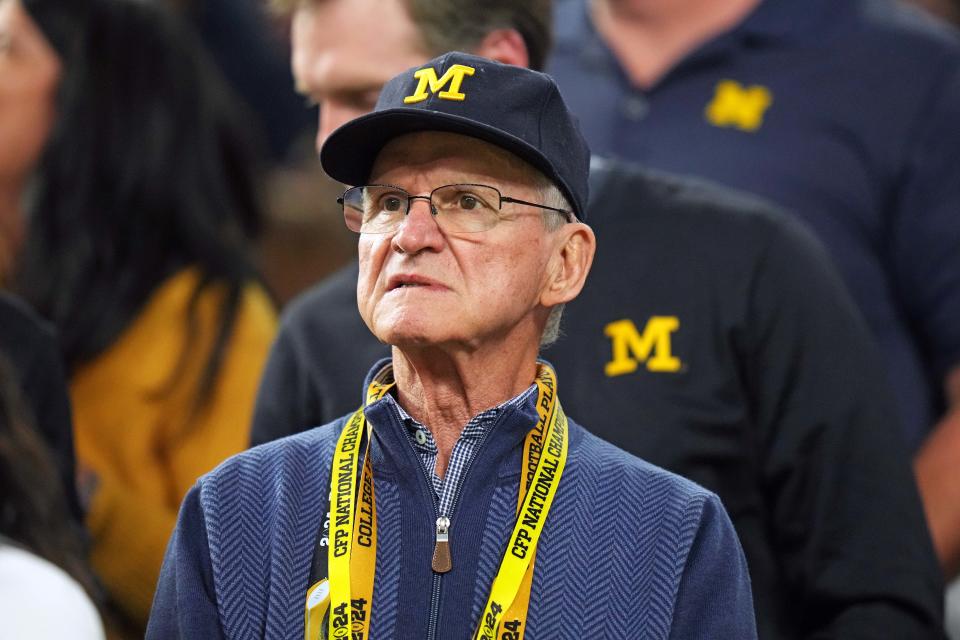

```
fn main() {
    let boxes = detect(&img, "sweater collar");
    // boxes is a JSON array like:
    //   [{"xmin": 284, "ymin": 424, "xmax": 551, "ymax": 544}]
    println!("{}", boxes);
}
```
[{"xmin": 360, "ymin": 358, "xmax": 550, "ymax": 477}]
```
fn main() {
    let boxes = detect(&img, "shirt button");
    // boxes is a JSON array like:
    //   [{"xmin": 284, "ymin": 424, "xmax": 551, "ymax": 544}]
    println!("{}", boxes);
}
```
[
  {"xmin": 414, "ymin": 430, "xmax": 428, "ymax": 445},
  {"xmin": 621, "ymin": 94, "xmax": 649, "ymax": 121}
]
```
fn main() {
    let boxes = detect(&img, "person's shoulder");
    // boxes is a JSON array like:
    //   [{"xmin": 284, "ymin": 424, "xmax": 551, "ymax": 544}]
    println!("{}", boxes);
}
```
[
  {"xmin": 281, "ymin": 262, "xmax": 360, "ymax": 328},
  {"xmin": 607, "ymin": 161, "xmax": 777, "ymax": 214},
  {"xmin": 590, "ymin": 157, "xmax": 815, "ymax": 252},
  {"xmin": 201, "ymin": 415, "xmax": 351, "ymax": 491},
  {"xmin": 191, "ymin": 415, "xmax": 356, "ymax": 533},
  {"xmin": 851, "ymin": 0, "xmax": 960, "ymax": 55},
  {"xmin": 272, "ymin": 262, "xmax": 367, "ymax": 349},
  {"xmin": 835, "ymin": 0, "xmax": 960, "ymax": 85},
  {"xmin": 0, "ymin": 545, "xmax": 105, "ymax": 639},
  {"xmin": 269, "ymin": 261, "xmax": 387, "ymax": 374}
]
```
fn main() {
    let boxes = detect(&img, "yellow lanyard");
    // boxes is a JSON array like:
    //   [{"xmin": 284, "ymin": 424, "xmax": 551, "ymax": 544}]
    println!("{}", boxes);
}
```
[
  {"xmin": 304, "ymin": 365, "xmax": 568, "ymax": 640},
  {"xmin": 474, "ymin": 366, "xmax": 568, "ymax": 640},
  {"xmin": 304, "ymin": 380, "xmax": 391, "ymax": 640}
]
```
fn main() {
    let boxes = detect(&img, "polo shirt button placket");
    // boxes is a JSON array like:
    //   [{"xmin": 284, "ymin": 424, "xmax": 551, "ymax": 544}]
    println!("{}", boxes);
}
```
[{"xmin": 621, "ymin": 92, "xmax": 650, "ymax": 121}]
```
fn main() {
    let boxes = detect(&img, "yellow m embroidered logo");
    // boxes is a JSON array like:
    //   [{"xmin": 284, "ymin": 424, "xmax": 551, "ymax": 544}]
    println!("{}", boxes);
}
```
[
  {"xmin": 403, "ymin": 64, "xmax": 476, "ymax": 104},
  {"xmin": 604, "ymin": 317, "xmax": 682, "ymax": 377},
  {"xmin": 705, "ymin": 80, "xmax": 773, "ymax": 132}
]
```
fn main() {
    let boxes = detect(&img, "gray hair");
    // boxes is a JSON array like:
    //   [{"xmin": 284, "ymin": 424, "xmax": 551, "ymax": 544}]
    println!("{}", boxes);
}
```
[{"xmin": 537, "ymin": 180, "xmax": 573, "ymax": 347}]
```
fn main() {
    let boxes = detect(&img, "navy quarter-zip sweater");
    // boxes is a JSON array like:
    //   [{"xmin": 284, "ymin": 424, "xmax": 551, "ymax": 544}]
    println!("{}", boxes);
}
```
[{"xmin": 148, "ymin": 364, "xmax": 756, "ymax": 639}]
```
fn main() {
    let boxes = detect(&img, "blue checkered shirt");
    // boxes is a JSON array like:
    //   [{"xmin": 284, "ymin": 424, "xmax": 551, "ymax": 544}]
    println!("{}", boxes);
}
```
[{"xmin": 385, "ymin": 385, "xmax": 536, "ymax": 518}]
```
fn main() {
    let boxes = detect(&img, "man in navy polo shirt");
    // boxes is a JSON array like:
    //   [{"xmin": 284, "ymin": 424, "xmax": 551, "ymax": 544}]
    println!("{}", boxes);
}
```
[{"xmin": 547, "ymin": 0, "xmax": 960, "ymax": 578}]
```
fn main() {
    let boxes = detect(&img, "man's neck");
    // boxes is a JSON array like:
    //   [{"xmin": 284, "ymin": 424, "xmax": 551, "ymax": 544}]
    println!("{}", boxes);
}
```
[
  {"xmin": 591, "ymin": 0, "xmax": 762, "ymax": 88},
  {"xmin": 390, "ymin": 343, "xmax": 539, "ymax": 478}
]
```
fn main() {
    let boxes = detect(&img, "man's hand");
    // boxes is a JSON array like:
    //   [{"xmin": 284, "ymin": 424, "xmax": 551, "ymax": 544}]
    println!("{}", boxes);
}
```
[{"xmin": 915, "ymin": 365, "xmax": 960, "ymax": 578}]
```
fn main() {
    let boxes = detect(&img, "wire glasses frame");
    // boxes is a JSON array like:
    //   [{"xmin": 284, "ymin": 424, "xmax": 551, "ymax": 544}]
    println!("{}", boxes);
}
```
[{"xmin": 338, "ymin": 183, "xmax": 573, "ymax": 234}]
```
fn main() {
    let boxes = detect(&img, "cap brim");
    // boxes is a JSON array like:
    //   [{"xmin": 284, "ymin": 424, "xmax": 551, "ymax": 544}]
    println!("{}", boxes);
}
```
[{"xmin": 319, "ymin": 108, "xmax": 581, "ymax": 218}]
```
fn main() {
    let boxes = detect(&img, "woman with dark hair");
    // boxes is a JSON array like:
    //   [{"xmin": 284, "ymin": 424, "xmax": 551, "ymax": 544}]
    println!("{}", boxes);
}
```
[{"xmin": 3, "ymin": 0, "xmax": 277, "ymax": 628}]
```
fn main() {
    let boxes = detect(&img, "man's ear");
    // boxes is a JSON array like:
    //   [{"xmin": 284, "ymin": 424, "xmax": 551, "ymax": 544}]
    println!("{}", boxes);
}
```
[
  {"xmin": 541, "ymin": 223, "xmax": 596, "ymax": 308},
  {"xmin": 472, "ymin": 28, "xmax": 530, "ymax": 68}
]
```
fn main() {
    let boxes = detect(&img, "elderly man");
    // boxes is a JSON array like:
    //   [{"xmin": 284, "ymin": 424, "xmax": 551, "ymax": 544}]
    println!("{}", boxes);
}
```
[{"xmin": 147, "ymin": 53, "xmax": 756, "ymax": 639}]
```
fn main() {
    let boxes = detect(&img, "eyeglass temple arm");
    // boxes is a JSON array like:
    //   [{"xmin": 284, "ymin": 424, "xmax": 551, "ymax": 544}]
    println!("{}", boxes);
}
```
[{"xmin": 500, "ymin": 196, "xmax": 574, "ymax": 218}]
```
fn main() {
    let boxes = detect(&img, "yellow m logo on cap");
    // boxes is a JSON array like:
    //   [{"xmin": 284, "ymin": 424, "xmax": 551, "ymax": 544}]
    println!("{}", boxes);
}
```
[{"xmin": 404, "ymin": 64, "xmax": 476, "ymax": 104}]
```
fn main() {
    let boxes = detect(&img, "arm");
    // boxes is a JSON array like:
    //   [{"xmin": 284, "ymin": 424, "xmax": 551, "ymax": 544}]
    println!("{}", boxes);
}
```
[
  {"xmin": 891, "ymin": 61, "xmax": 960, "ymax": 580},
  {"xmin": 668, "ymin": 494, "xmax": 757, "ymax": 640},
  {"xmin": 915, "ymin": 365, "xmax": 960, "ymax": 577},
  {"xmin": 146, "ymin": 484, "xmax": 225, "ymax": 640},
  {"xmin": 748, "ymin": 217, "xmax": 943, "ymax": 638}
]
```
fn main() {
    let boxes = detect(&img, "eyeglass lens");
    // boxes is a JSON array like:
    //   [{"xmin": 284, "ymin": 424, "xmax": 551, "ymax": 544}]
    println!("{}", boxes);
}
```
[{"xmin": 342, "ymin": 184, "xmax": 504, "ymax": 234}]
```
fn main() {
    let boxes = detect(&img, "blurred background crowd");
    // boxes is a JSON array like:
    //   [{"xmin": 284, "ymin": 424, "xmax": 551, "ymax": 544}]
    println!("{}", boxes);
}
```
[{"xmin": 1, "ymin": 0, "xmax": 959, "ymax": 637}]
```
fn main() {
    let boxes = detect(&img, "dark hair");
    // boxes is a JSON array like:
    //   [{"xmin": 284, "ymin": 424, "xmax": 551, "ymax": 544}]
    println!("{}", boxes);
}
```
[
  {"xmin": 15, "ymin": 0, "xmax": 264, "ymax": 404},
  {"xmin": 405, "ymin": 0, "xmax": 553, "ymax": 71},
  {"xmin": 0, "ymin": 354, "xmax": 99, "ymax": 599}
]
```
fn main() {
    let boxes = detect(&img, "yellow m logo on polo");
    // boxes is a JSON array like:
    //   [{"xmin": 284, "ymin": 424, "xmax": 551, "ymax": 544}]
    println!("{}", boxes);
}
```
[
  {"xmin": 403, "ymin": 64, "xmax": 476, "ymax": 104},
  {"xmin": 604, "ymin": 317, "xmax": 682, "ymax": 377},
  {"xmin": 705, "ymin": 80, "xmax": 773, "ymax": 132}
]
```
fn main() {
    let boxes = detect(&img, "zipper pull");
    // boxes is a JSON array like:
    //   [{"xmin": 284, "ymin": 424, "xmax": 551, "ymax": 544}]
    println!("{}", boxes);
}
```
[{"xmin": 432, "ymin": 516, "xmax": 452, "ymax": 573}]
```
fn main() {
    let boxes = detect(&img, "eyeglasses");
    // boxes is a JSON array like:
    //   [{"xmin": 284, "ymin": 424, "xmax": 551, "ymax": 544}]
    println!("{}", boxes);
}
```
[{"xmin": 338, "ymin": 183, "xmax": 573, "ymax": 234}]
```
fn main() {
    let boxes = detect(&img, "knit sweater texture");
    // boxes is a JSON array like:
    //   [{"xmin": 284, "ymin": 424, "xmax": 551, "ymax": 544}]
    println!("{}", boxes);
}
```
[{"xmin": 148, "ymin": 362, "xmax": 756, "ymax": 639}]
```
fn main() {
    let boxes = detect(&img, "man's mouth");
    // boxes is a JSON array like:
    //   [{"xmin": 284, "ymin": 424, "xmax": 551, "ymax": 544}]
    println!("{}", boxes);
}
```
[{"xmin": 387, "ymin": 275, "xmax": 442, "ymax": 291}]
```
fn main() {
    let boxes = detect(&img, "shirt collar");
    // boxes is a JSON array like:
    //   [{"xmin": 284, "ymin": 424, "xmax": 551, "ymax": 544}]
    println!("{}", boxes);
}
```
[
  {"xmin": 361, "ymin": 359, "xmax": 552, "ymax": 475},
  {"xmin": 387, "ymin": 381, "xmax": 537, "ymax": 445},
  {"xmin": 361, "ymin": 357, "xmax": 539, "ymax": 446}
]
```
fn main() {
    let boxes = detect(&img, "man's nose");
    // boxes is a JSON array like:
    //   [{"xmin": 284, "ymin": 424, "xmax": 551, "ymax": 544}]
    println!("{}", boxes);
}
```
[{"xmin": 391, "ymin": 198, "xmax": 444, "ymax": 254}]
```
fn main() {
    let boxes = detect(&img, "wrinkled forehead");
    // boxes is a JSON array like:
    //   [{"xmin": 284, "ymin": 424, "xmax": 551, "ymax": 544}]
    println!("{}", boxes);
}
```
[{"xmin": 369, "ymin": 131, "xmax": 543, "ymax": 190}]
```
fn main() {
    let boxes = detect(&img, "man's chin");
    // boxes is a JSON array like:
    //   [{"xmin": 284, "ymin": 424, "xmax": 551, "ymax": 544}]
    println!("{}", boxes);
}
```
[{"xmin": 375, "ymin": 325, "xmax": 444, "ymax": 350}]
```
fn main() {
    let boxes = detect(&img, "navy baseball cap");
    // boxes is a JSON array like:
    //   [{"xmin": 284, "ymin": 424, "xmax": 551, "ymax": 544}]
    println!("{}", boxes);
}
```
[{"xmin": 319, "ymin": 52, "xmax": 591, "ymax": 221}]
